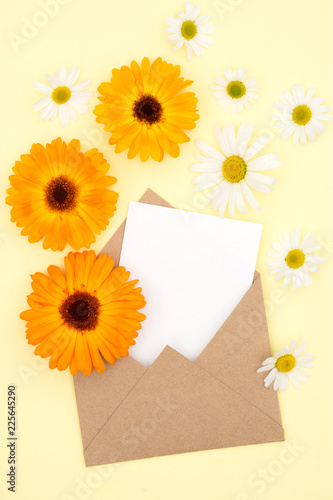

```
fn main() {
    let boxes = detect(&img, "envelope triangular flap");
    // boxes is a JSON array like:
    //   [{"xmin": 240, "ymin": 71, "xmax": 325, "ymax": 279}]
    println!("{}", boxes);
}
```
[
  {"xmin": 195, "ymin": 274, "xmax": 282, "ymax": 426},
  {"xmin": 74, "ymin": 356, "xmax": 146, "ymax": 451},
  {"xmin": 84, "ymin": 346, "xmax": 284, "ymax": 466}
]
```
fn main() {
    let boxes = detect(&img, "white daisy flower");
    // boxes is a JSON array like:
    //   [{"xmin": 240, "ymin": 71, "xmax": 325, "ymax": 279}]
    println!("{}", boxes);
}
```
[
  {"xmin": 190, "ymin": 123, "xmax": 282, "ymax": 218},
  {"xmin": 165, "ymin": 2, "xmax": 215, "ymax": 61},
  {"xmin": 257, "ymin": 341, "xmax": 314, "ymax": 391},
  {"xmin": 272, "ymin": 84, "xmax": 332, "ymax": 146},
  {"xmin": 267, "ymin": 229, "xmax": 324, "ymax": 289},
  {"xmin": 211, "ymin": 68, "xmax": 260, "ymax": 113},
  {"xmin": 33, "ymin": 65, "xmax": 93, "ymax": 127}
]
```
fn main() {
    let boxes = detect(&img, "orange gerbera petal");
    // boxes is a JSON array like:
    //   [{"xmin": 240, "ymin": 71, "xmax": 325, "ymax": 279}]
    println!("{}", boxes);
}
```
[
  {"xmin": 93, "ymin": 57, "xmax": 199, "ymax": 162},
  {"xmin": 20, "ymin": 251, "xmax": 146, "ymax": 376},
  {"xmin": 6, "ymin": 138, "xmax": 118, "ymax": 251}
]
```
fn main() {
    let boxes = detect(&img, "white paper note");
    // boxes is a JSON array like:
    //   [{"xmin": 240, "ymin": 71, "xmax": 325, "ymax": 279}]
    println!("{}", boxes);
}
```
[{"xmin": 119, "ymin": 202, "xmax": 262, "ymax": 367}]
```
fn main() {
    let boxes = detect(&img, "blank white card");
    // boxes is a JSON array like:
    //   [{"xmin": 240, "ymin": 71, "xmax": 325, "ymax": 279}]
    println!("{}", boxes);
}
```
[{"xmin": 119, "ymin": 202, "xmax": 262, "ymax": 367}]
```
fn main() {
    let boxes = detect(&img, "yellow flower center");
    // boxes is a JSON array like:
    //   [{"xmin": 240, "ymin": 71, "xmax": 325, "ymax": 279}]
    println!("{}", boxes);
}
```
[
  {"xmin": 52, "ymin": 86, "xmax": 72, "ymax": 104},
  {"xmin": 226, "ymin": 81, "xmax": 246, "ymax": 99},
  {"xmin": 275, "ymin": 354, "xmax": 296, "ymax": 373},
  {"xmin": 222, "ymin": 155, "xmax": 247, "ymax": 183},
  {"xmin": 285, "ymin": 249, "xmax": 305, "ymax": 269},
  {"xmin": 181, "ymin": 20, "xmax": 197, "ymax": 40},
  {"xmin": 292, "ymin": 104, "xmax": 312, "ymax": 125}
]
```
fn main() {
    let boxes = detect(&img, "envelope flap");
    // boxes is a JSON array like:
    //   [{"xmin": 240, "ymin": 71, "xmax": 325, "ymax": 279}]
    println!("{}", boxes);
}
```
[
  {"xmin": 195, "ymin": 274, "xmax": 282, "ymax": 426},
  {"xmin": 74, "ymin": 356, "xmax": 146, "ymax": 450},
  {"xmin": 84, "ymin": 346, "xmax": 284, "ymax": 465}
]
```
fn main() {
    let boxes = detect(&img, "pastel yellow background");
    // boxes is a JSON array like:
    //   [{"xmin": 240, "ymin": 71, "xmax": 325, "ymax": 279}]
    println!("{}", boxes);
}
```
[{"xmin": 1, "ymin": 0, "xmax": 332, "ymax": 498}]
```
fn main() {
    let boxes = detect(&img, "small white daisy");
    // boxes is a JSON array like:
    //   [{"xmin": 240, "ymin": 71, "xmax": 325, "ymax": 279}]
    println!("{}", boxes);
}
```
[
  {"xmin": 257, "ymin": 341, "xmax": 314, "ymax": 391},
  {"xmin": 33, "ymin": 65, "xmax": 93, "ymax": 126},
  {"xmin": 272, "ymin": 84, "xmax": 332, "ymax": 146},
  {"xmin": 268, "ymin": 229, "xmax": 324, "ymax": 289},
  {"xmin": 165, "ymin": 2, "xmax": 215, "ymax": 61},
  {"xmin": 190, "ymin": 123, "xmax": 282, "ymax": 218},
  {"xmin": 211, "ymin": 68, "xmax": 260, "ymax": 113}
]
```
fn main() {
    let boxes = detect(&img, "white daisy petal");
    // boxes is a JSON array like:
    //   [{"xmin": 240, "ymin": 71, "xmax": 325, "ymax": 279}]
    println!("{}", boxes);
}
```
[
  {"xmin": 236, "ymin": 123, "xmax": 254, "ymax": 157},
  {"xmin": 49, "ymin": 102, "xmax": 58, "ymax": 121},
  {"xmin": 245, "ymin": 172, "xmax": 271, "ymax": 193},
  {"xmin": 33, "ymin": 96, "xmax": 53, "ymax": 111},
  {"xmin": 234, "ymin": 182, "xmax": 247, "ymax": 214},
  {"xmin": 51, "ymin": 70, "xmax": 61, "ymax": 87},
  {"xmin": 40, "ymin": 101, "xmax": 55, "ymax": 120},
  {"xmin": 210, "ymin": 181, "xmax": 228, "ymax": 212},
  {"xmin": 70, "ymin": 80, "xmax": 92, "ymax": 92},
  {"xmin": 257, "ymin": 365, "xmax": 274, "ymax": 373},
  {"xmin": 264, "ymin": 368, "xmax": 278, "ymax": 387},
  {"xmin": 247, "ymin": 153, "xmax": 282, "ymax": 171},
  {"xmin": 195, "ymin": 33, "xmax": 213, "ymax": 47},
  {"xmin": 185, "ymin": 40, "xmax": 193, "ymax": 61},
  {"xmin": 69, "ymin": 99, "xmax": 87, "ymax": 114},
  {"xmin": 273, "ymin": 372, "xmax": 282, "ymax": 391},
  {"xmin": 227, "ymin": 184, "xmax": 238, "ymax": 218},
  {"xmin": 190, "ymin": 162, "xmax": 221, "ymax": 173},
  {"xmin": 305, "ymin": 87, "xmax": 316, "ymax": 103},
  {"xmin": 282, "ymin": 375, "xmax": 289, "ymax": 391},
  {"xmin": 167, "ymin": 33, "xmax": 181, "ymax": 42},
  {"xmin": 66, "ymin": 66, "xmax": 80, "ymax": 87},
  {"xmin": 33, "ymin": 81, "xmax": 53, "ymax": 94},
  {"xmin": 217, "ymin": 183, "xmax": 232, "ymax": 217},
  {"xmin": 58, "ymin": 104, "xmax": 70, "ymax": 126},
  {"xmin": 246, "ymin": 171, "xmax": 276, "ymax": 188},
  {"xmin": 240, "ymin": 180, "xmax": 261, "ymax": 211},
  {"xmin": 44, "ymin": 73, "xmax": 55, "ymax": 87},
  {"xmin": 203, "ymin": 184, "xmax": 223, "ymax": 208},
  {"xmin": 165, "ymin": 16, "xmax": 182, "ymax": 28},
  {"xmin": 300, "ymin": 232, "xmax": 316, "ymax": 252},
  {"xmin": 196, "ymin": 139, "xmax": 224, "ymax": 160},
  {"xmin": 173, "ymin": 37, "xmax": 185, "ymax": 51},
  {"xmin": 196, "ymin": 13, "xmax": 211, "ymax": 25},
  {"xmin": 190, "ymin": 38, "xmax": 203, "ymax": 56},
  {"xmin": 197, "ymin": 24, "xmax": 215, "ymax": 35},
  {"xmin": 305, "ymin": 254, "xmax": 325, "ymax": 265},
  {"xmin": 244, "ymin": 134, "xmax": 270, "ymax": 161},
  {"xmin": 193, "ymin": 172, "xmax": 223, "ymax": 190},
  {"xmin": 68, "ymin": 105, "xmax": 78, "ymax": 121},
  {"xmin": 59, "ymin": 65, "xmax": 67, "ymax": 85},
  {"xmin": 222, "ymin": 123, "xmax": 238, "ymax": 156},
  {"xmin": 262, "ymin": 357, "xmax": 277, "ymax": 365},
  {"xmin": 292, "ymin": 342, "xmax": 307, "ymax": 357}
]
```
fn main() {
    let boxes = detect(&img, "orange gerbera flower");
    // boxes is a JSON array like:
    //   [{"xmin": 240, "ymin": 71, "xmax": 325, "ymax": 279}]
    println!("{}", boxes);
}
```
[
  {"xmin": 20, "ymin": 251, "xmax": 146, "ymax": 376},
  {"xmin": 94, "ymin": 57, "xmax": 199, "ymax": 162},
  {"xmin": 6, "ymin": 138, "xmax": 118, "ymax": 251}
]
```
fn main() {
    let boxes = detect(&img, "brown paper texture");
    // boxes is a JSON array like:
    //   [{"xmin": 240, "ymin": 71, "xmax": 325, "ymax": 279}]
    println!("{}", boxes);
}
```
[{"xmin": 74, "ymin": 189, "xmax": 284, "ymax": 466}]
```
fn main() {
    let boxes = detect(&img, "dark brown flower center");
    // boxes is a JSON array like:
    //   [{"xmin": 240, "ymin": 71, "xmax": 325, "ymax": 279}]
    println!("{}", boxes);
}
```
[
  {"xmin": 60, "ymin": 291, "xmax": 100, "ymax": 331},
  {"xmin": 133, "ymin": 93, "xmax": 163, "ymax": 125},
  {"xmin": 45, "ymin": 175, "xmax": 78, "ymax": 212}
]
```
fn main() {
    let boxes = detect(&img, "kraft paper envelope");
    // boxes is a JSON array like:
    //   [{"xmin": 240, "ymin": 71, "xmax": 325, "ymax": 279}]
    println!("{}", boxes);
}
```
[{"xmin": 74, "ymin": 189, "xmax": 284, "ymax": 466}]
